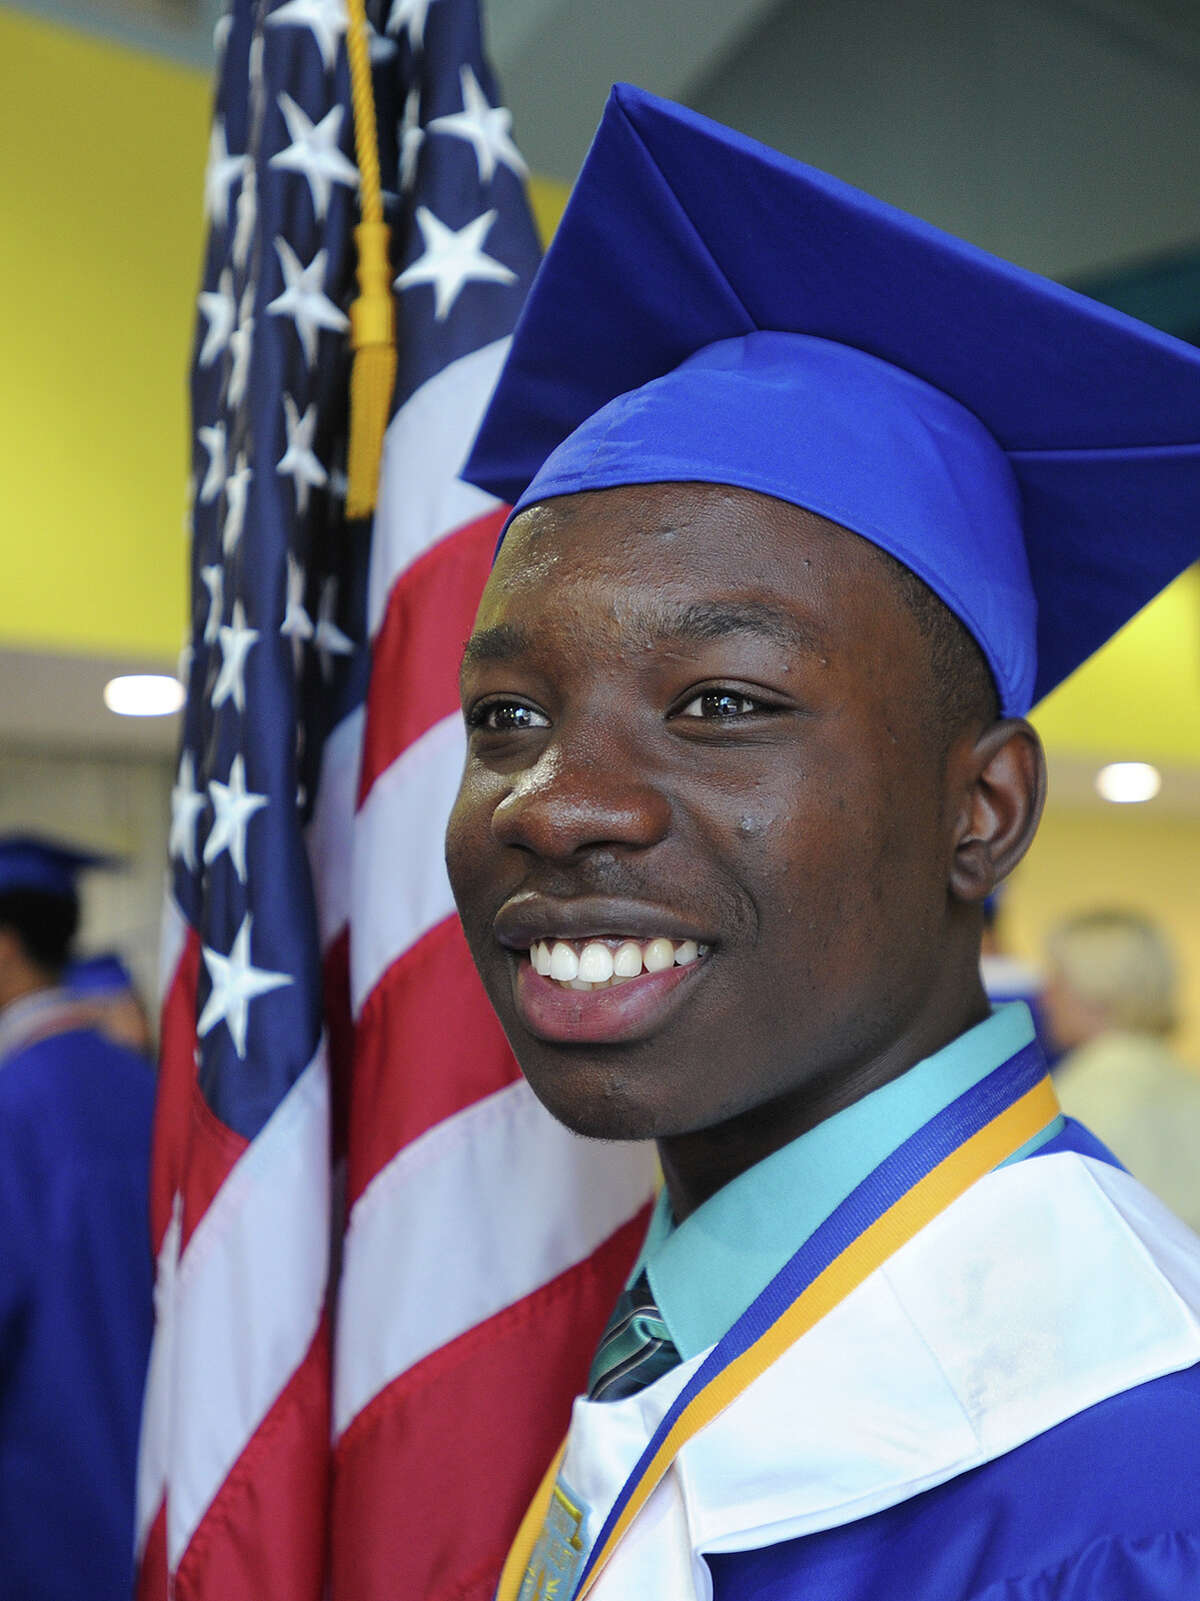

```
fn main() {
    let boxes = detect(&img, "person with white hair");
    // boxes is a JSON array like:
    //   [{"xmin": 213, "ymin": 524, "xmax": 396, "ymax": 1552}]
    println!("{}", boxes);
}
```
[{"xmin": 1044, "ymin": 909, "xmax": 1200, "ymax": 1232}]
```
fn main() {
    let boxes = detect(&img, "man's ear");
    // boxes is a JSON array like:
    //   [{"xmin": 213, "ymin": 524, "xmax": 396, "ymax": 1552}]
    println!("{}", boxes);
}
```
[{"xmin": 948, "ymin": 718, "xmax": 1046, "ymax": 903}]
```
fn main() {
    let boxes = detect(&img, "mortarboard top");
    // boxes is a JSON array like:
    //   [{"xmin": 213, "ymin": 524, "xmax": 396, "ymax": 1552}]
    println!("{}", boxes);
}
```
[
  {"xmin": 66, "ymin": 952, "xmax": 136, "ymax": 997},
  {"xmin": 0, "ymin": 835, "xmax": 122, "ymax": 899},
  {"xmin": 464, "ymin": 84, "xmax": 1200, "ymax": 716}
]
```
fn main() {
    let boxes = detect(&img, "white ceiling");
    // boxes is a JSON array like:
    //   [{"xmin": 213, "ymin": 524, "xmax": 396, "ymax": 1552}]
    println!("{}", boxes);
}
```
[
  {"xmin": 15, "ymin": 0, "xmax": 1200, "ymax": 185},
  {"xmin": 485, "ymin": 0, "xmax": 779, "ymax": 178}
]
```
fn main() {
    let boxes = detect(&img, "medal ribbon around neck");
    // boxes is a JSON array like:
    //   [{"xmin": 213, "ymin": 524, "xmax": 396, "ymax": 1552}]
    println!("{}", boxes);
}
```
[{"xmin": 496, "ymin": 1040, "xmax": 1060, "ymax": 1601}]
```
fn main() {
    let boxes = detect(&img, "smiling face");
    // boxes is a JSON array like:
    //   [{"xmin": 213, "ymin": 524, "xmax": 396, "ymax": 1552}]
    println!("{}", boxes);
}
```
[{"xmin": 446, "ymin": 482, "xmax": 1007, "ymax": 1211}]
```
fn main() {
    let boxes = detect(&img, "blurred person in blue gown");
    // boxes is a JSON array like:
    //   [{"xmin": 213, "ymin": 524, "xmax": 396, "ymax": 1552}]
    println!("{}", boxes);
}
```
[
  {"xmin": 0, "ymin": 836, "xmax": 154, "ymax": 1601},
  {"xmin": 67, "ymin": 950, "xmax": 155, "ymax": 1058}
]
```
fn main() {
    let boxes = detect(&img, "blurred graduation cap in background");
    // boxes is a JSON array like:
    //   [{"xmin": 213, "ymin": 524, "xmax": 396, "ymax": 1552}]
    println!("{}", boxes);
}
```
[
  {"xmin": 0, "ymin": 835, "xmax": 124, "ymax": 900},
  {"xmin": 465, "ymin": 83, "xmax": 1200, "ymax": 716}
]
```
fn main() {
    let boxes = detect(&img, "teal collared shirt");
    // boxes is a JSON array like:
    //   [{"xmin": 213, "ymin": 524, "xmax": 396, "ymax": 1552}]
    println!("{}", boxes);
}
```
[{"xmin": 637, "ymin": 1003, "xmax": 1059, "ymax": 1361}]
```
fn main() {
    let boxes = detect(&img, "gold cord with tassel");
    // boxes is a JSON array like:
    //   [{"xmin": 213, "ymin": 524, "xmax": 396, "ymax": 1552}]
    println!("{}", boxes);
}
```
[{"xmin": 344, "ymin": 0, "xmax": 395, "ymax": 519}]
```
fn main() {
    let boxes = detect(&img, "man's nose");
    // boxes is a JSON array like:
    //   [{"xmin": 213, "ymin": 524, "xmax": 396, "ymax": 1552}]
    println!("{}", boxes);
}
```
[{"xmin": 490, "ymin": 740, "xmax": 672, "ymax": 861}]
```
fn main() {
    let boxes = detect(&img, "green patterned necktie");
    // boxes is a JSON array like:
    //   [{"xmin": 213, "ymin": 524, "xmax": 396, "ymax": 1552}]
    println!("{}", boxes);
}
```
[{"xmin": 586, "ymin": 1268, "xmax": 682, "ymax": 1402}]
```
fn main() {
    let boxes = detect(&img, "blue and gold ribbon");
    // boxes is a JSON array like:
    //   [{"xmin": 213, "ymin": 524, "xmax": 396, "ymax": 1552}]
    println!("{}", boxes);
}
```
[{"xmin": 498, "ymin": 1041, "xmax": 1060, "ymax": 1601}]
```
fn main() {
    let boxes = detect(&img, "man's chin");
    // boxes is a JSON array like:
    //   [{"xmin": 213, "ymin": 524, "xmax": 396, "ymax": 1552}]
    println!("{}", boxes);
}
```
[{"xmin": 516, "ymin": 1061, "xmax": 670, "ymax": 1146}]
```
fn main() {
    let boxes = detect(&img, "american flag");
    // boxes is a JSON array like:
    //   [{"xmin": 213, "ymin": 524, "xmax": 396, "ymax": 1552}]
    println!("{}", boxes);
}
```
[{"xmin": 137, "ymin": 1, "xmax": 656, "ymax": 1596}]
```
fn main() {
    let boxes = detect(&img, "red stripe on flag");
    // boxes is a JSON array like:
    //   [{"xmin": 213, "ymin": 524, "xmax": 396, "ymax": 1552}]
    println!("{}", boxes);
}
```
[
  {"xmin": 348, "ymin": 916, "xmax": 520, "ymax": 1207},
  {"xmin": 330, "ymin": 1204, "xmax": 650, "ymax": 1601},
  {"xmin": 154, "ymin": 931, "xmax": 252, "ymax": 1255},
  {"xmin": 180, "ymin": 1077, "xmax": 250, "ymax": 1253},
  {"xmin": 358, "ymin": 506, "xmax": 508, "ymax": 807},
  {"xmin": 171, "ymin": 1319, "xmax": 332, "ymax": 1601},
  {"xmin": 152, "ymin": 929, "xmax": 203, "ymax": 1249},
  {"xmin": 135, "ymin": 1503, "xmax": 168, "ymax": 1601}
]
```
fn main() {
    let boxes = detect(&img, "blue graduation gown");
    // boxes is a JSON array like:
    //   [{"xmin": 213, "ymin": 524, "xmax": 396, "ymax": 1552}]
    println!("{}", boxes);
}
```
[
  {"xmin": 0, "ymin": 1024, "xmax": 155, "ymax": 1600},
  {"xmin": 707, "ymin": 1123, "xmax": 1200, "ymax": 1600}
]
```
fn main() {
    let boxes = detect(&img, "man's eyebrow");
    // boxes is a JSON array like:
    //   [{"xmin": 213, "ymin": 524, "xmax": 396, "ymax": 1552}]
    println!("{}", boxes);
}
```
[
  {"xmin": 460, "ymin": 602, "xmax": 827, "ymax": 679},
  {"xmin": 634, "ymin": 600, "xmax": 828, "ymax": 655},
  {"xmin": 460, "ymin": 623, "xmax": 530, "ymax": 674}
]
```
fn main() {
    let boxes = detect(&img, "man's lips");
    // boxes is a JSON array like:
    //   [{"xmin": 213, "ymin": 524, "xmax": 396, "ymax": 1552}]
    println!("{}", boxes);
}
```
[
  {"xmin": 513, "ymin": 952, "xmax": 707, "ymax": 1044},
  {"xmin": 494, "ymin": 893, "xmax": 712, "ymax": 951}
]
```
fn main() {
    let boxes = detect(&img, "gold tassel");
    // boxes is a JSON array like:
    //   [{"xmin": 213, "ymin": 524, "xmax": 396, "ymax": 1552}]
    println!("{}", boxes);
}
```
[
  {"xmin": 346, "ymin": 221, "xmax": 396, "ymax": 519},
  {"xmin": 344, "ymin": 0, "xmax": 392, "ymax": 519}
]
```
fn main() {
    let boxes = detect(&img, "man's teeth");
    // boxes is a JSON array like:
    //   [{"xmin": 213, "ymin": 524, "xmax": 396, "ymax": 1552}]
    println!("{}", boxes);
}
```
[{"xmin": 530, "ymin": 936, "xmax": 706, "ymax": 990}]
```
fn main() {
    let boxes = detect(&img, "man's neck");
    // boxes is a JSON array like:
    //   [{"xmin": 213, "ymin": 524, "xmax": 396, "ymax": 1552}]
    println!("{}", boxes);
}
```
[{"xmin": 658, "ymin": 976, "xmax": 992, "ymax": 1221}]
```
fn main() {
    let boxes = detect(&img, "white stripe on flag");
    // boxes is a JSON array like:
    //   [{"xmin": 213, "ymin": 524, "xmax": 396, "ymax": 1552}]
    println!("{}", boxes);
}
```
[
  {"xmin": 333, "ymin": 1076, "xmax": 657, "ymax": 1438},
  {"xmin": 349, "ymin": 712, "xmax": 464, "ymax": 1017},
  {"xmin": 163, "ymin": 1049, "xmax": 331, "ymax": 1571},
  {"xmin": 307, "ymin": 706, "xmax": 364, "ymax": 955},
  {"xmin": 157, "ymin": 892, "xmax": 189, "ymax": 1010},
  {"xmin": 134, "ymin": 1191, "xmax": 183, "ymax": 1558},
  {"xmin": 368, "ymin": 337, "xmax": 510, "ymax": 637}
]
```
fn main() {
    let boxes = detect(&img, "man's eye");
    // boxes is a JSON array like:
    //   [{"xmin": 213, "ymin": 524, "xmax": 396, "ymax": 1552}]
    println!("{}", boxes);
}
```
[
  {"xmin": 677, "ymin": 690, "xmax": 762, "ymax": 719},
  {"xmin": 468, "ymin": 700, "xmax": 550, "ymax": 732}
]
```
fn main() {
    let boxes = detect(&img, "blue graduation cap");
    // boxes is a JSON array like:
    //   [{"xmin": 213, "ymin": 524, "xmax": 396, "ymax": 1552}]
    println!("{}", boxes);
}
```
[
  {"xmin": 0, "ymin": 835, "xmax": 122, "ymax": 899},
  {"xmin": 464, "ymin": 84, "xmax": 1200, "ymax": 715}
]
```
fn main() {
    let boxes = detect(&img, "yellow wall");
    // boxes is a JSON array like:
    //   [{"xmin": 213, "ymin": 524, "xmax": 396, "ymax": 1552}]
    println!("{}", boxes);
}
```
[
  {"xmin": 527, "ymin": 175, "xmax": 570, "ymax": 252},
  {"xmin": 1004, "ymin": 804, "xmax": 1200, "ymax": 1067},
  {"xmin": 1033, "ymin": 566, "xmax": 1200, "ymax": 765},
  {"xmin": 0, "ymin": 9, "xmax": 568, "ymax": 666},
  {"xmin": 0, "ymin": 8, "xmax": 210, "ymax": 660}
]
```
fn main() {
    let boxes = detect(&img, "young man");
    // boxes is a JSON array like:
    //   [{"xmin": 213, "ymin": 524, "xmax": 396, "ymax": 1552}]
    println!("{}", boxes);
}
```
[
  {"xmin": 0, "ymin": 837, "xmax": 155, "ymax": 1600},
  {"xmin": 445, "ymin": 87, "xmax": 1200, "ymax": 1599}
]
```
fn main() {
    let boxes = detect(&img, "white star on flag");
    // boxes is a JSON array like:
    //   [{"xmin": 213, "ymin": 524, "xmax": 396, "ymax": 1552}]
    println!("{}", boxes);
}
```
[
  {"xmin": 270, "ymin": 95, "xmax": 358, "ymax": 221},
  {"xmin": 315, "ymin": 577, "xmax": 354, "ymax": 678},
  {"xmin": 428, "ymin": 65, "xmax": 527, "ymax": 184},
  {"xmin": 197, "ymin": 268, "xmax": 237, "ymax": 367},
  {"xmin": 398, "ymin": 86, "xmax": 424, "ymax": 191},
  {"xmin": 169, "ymin": 750, "xmax": 206, "ymax": 872},
  {"xmin": 367, "ymin": 23, "xmax": 395, "ymax": 63},
  {"xmin": 204, "ymin": 754, "xmax": 269, "ymax": 881},
  {"xmin": 222, "ymin": 455, "xmax": 254, "ymax": 554},
  {"xmin": 280, "ymin": 551, "xmax": 315, "ymax": 670},
  {"xmin": 205, "ymin": 118, "xmax": 245, "ymax": 228},
  {"xmin": 213, "ymin": 599, "xmax": 260, "ymax": 712},
  {"xmin": 197, "ymin": 420, "xmax": 227, "ymax": 503},
  {"xmin": 277, "ymin": 395, "xmax": 328, "ymax": 514},
  {"xmin": 200, "ymin": 562, "xmax": 225, "ymax": 643},
  {"xmin": 197, "ymin": 913, "xmax": 293, "ymax": 1059},
  {"xmin": 385, "ymin": 0, "xmax": 440, "ymax": 49},
  {"xmin": 267, "ymin": 238, "xmax": 350, "ymax": 365},
  {"xmin": 266, "ymin": 0, "xmax": 348, "ymax": 72},
  {"xmin": 227, "ymin": 286, "xmax": 256, "ymax": 409},
  {"xmin": 395, "ymin": 205, "xmax": 516, "ymax": 321},
  {"xmin": 232, "ymin": 163, "xmax": 258, "ymax": 272}
]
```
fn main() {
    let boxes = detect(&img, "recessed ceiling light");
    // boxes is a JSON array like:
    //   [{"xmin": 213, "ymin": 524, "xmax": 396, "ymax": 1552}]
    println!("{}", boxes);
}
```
[
  {"xmin": 103, "ymin": 674, "xmax": 185, "ymax": 718},
  {"xmin": 1094, "ymin": 761, "xmax": 1161, "ymax": 804}
]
